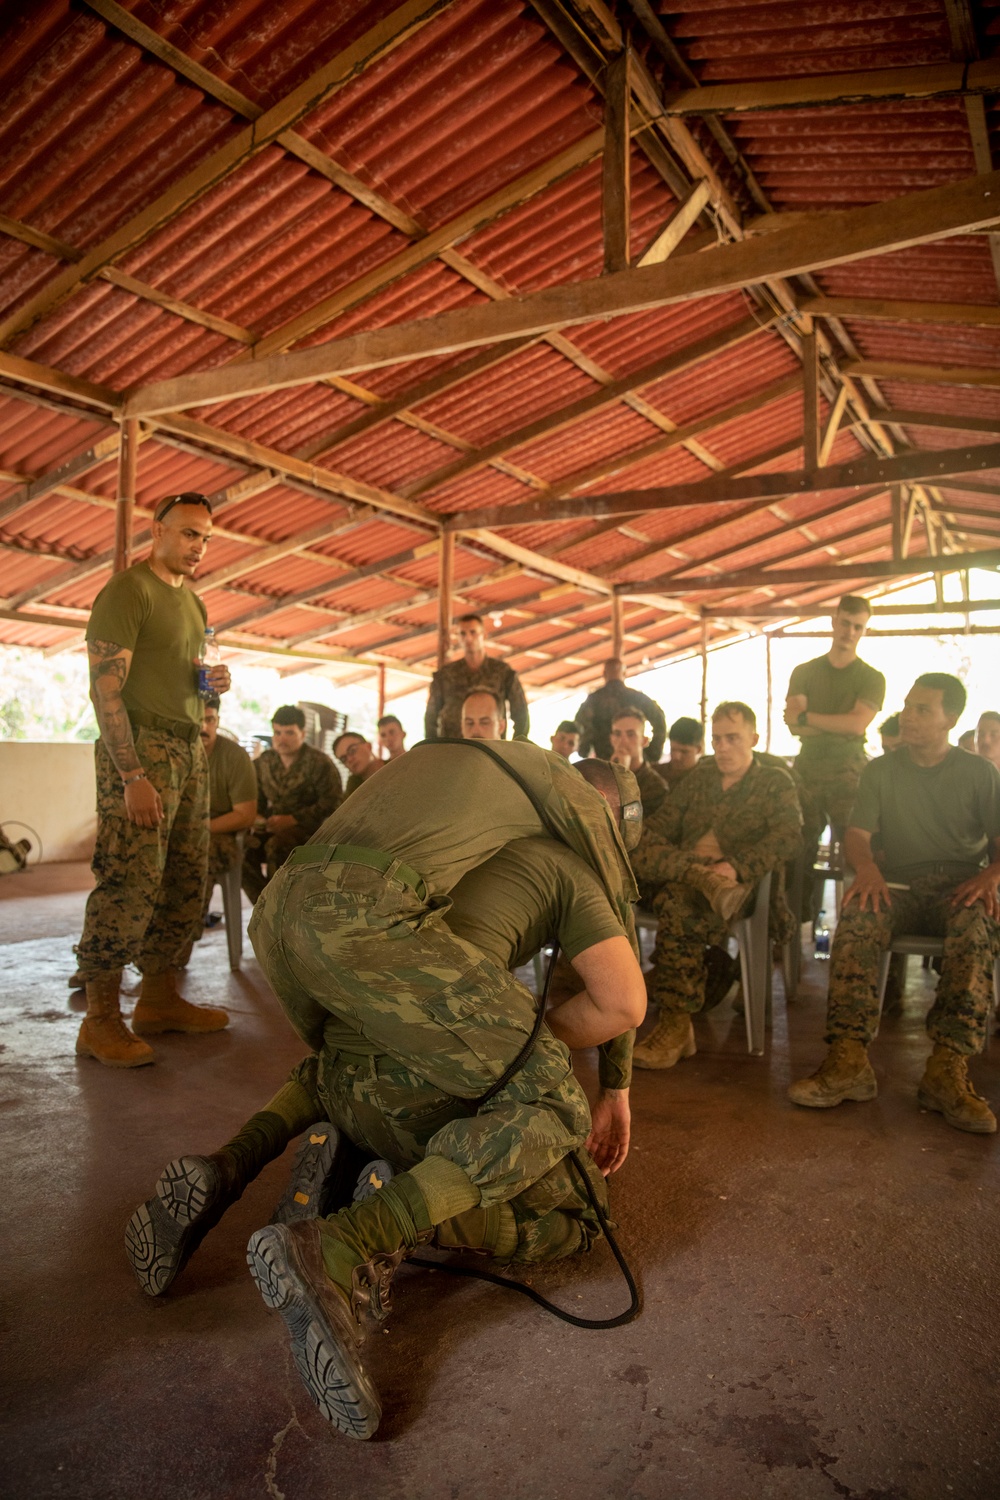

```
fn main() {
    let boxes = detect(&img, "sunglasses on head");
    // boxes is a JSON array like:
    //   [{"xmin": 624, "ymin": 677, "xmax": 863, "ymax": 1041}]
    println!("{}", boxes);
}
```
[{"xmin": 154, "ymin": 492, "xmax": 214, "ymax": 523}]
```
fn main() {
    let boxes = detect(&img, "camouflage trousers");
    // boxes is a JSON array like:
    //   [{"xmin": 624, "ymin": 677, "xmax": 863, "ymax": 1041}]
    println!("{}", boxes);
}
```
[
  {"xmin": 242, "ymin": 827, "xmax": 304, "ymax": 904},
  {"xmin": 77, "ymin": 728, "xmax": 208, "ymax": 979},
  {"xmin": 795, "ymin": 750, "xmax": 866, "ymax": 919},
  {"xmin": 825, "ymin": 872, "xmax": 1000, "ymax": 1055},
  {"xmin": 647, "ymin": 879, "xmax": 729, "ymax": 1015},
  {"xmin": 249, "ymin": 855, "xmax": 607, "ymax": 1259}
]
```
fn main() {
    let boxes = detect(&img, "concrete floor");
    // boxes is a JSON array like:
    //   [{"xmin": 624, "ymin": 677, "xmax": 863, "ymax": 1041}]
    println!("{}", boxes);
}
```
[{"xmin": 2, "ymin": 863, "xmax": 999, "ymax": 1500}]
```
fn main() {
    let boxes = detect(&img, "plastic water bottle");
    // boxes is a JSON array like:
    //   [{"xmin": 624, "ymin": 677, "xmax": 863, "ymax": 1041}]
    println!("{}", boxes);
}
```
[
  {"xmin": 814, "ymin": 911, "xmax": 831, "ymax": 960},
  {"xmin": 198, "ymin": 626, "xmax": 220, "ymax": 698}
]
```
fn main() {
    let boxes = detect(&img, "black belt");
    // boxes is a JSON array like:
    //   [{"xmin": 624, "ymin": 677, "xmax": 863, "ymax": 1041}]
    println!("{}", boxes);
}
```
[
  {"xmin": 887, "ymin": 861, "xmax": 984, "ymax": 880},
  {"xmin": 287, "ymin": 842, "xmax": 426, "ymax": 899},
  {"xmin": 129, "ymin": 710, "xmax": 201, "ymax": 744}
]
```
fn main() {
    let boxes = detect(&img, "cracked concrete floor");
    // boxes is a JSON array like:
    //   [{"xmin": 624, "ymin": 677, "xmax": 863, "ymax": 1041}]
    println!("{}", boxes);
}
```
[{"xmin": 2, "ymin": 863, "xmax": 999, "ymax": 1500}]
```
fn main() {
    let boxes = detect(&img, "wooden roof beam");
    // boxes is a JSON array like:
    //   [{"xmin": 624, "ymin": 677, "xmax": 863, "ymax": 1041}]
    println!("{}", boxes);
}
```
[
  {"xmin": 876, "ymin": 409, "xmax": 1000, "ymax": 436},
  {"xmin": 619, "ymin": 550, "xmax": 1000, "ymax": 595},
  {"xmin": 801, "ymin": 296, "xmax": 1000, "ymax": 329},
  {"xmin": 126, "ymin": 171, "xmax": 1000, "ymax": 416},
  {"xmin": 659, "ymin": 59, "xmax": 1000, "ymax": 115},
  {"xmin": 842, "ymin": 360, "xmax": 1000, "ymax": 388}
]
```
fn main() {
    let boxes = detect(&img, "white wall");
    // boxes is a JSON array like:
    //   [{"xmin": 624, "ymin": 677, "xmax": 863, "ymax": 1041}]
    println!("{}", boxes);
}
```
[{"xmin": 0, "ymin": 742, "xmax": 97, "ymax": 862}]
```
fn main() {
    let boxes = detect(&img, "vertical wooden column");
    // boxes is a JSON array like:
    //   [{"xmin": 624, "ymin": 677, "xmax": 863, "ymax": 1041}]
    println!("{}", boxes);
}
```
[
  {"xmin": 602, "ymin": 49, "xmax": 631, "ymax": 274},
  {"xmin": 377, "ymin": 664, "xmax": 386, "ymax": 721},
  {"xmin": 890, "ymin": 484, "xmax": 905, "ymax": 561},
  {"xmin": 765, "ymin": 631, "xmax": 773, "ymax": 752},
  {"xmin": 699, "ymin": 613, "xmax": 709, "ymax": 729},
  {"xmin": 113, "ymin": 417, "xmax": 139, "ymax": 573},
  {"xmin": 801, "ymin": 317, "xmax": 820, "ymax": 472},
  {"xmin": 437, "ymin": 530, "xmax": 454, "ymax": 669},
  {"xmin": 610, "ymin": 595, "xmax": 624, "ymax": 662}
]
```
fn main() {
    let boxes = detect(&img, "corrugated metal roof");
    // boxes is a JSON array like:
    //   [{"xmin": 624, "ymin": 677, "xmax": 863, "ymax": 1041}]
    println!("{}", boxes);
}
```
[{"xmin": 1, "ymin": 0, "xmax": 998, "ymax": 690}]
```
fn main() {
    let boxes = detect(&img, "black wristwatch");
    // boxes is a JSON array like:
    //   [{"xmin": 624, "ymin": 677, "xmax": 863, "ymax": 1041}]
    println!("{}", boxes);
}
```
[{"xmin": 797, "ymin": 710, "xmax": 809, "ymax": 727}]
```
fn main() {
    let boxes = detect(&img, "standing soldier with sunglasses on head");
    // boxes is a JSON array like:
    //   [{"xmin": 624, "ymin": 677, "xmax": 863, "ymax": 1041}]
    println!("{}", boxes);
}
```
[{"xmin": 75, "ymin": 492, "xmax": 232, "ymax": 1069}]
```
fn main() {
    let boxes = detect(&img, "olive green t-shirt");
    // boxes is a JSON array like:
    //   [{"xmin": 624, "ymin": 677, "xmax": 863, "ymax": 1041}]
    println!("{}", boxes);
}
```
[
  {"xmin": 208, "ymin": 734, "xmax": 258, "ymax": 819},
  {"xmin": 313, "ymin": 741, "xmax": 545, "ymax": 897},
  {"xmin": 849, "ymin": 746, "xmax": 1000, "ymax": 876},
  {"xmin": 447, "ymin": 837, "xmax": 625, "ymax": 969},
  {"xmin": 789, "ymin": 653, "xmax": 885, "ymax": 762},
  {"xmin": 86, "ymin": 561, "xmax": 207, "ymax": 727}
]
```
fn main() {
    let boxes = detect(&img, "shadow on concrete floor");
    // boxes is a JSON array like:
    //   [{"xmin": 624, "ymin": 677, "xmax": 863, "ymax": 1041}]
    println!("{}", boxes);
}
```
[{"xmin": 2, "ymin": 865, "xmax": 998, "ymax": 1499}]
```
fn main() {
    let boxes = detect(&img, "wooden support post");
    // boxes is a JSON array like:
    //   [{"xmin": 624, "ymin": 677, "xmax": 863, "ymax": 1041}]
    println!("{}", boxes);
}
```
[
  {"xmin": 890, "ymin": 484, "xmax": 905, "ymax": 561},
  {"xmin": 773, "ymin": 630, "xmax": 779, "ymax": 756},
  {"xmin": 602, "ymin": 49, "xmax": 631, "ymax": 274},
  {"xmin": 113, "ymin": 417, "xmax": 138, "ymax": 573},
  {"xmin": 377, "ymin": 663, "xmax": 386, "ymax": 721},
  {"xmin": 611, "ymin": 595, "xmax": 624, "ymax": 661},
  {"xmin": 699, "ymin": 613, "xmax": 709, "ymax": 729},
  {"xmin": 818, "ymin": 383, "xmax": 848, "ymax": 466},
  {"xmin": 437, "ymin": 530, "xmax": 454, "ymax": 669},
  {"xmin": 801, "ymin": 318, "xmax": 820, "ymax": 471}
]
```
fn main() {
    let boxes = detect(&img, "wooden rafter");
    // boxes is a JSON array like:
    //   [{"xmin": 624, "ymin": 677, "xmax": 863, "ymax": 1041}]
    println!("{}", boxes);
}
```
[
  {"xmin": 843, "ymin": 360, "xmax": 1000, "ymax": 388},
  {"xmin": 658, "ymin": 59, "xmax": 1000, "ymax": 115},
  {"xmin": 125, "ymin": 171, "xmax": 1000, "ymax": 416},
  {"xmin": 800, "ymin": 295, "xmax": 1000, "ymax": 329},
  {"xmin": 879, "ymin": 409, "xmax": 1000, "ymax": 436},
  {"xmin": 621, "ymin": 550, "xmax": 1000, "ymax": 595}
]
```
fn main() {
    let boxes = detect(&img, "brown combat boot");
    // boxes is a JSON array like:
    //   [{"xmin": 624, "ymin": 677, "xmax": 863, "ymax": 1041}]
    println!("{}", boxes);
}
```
[
  {"xmin": 917, "ymin": 1045, "xmax": 997, "ymax": 1135},
  {"xmin": 687, "ymin": 865, "xmax": 751, "ymax": 923},
  {"xmin": 132, "ymin": 970, "xmax": 229, "ymax": 1035},
  {"xmin": 787, "ymin": 1038, "xmax": 876, "ymax": 1108},
  {"xmin": 76, "ymin": 971, "xmax": 154, "ymax": 1068},
  {"xmin": 633, "ymin": 1011, "xmax": 696, "ymax": 1070}
]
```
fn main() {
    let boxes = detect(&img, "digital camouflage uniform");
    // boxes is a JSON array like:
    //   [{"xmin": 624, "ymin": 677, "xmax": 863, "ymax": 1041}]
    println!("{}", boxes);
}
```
[
  {"xmin": 77, "ymin": 561, "xmax": 210, "ymax": 981},
  {"xmin": 249, "ymin": 742, "xmax": 640, "ymax": 1262},
  {"xmin": 242, "ymin": 743, "xmax": 342, "ymax": 903},
  {"xmin": 825, "ymin": 747, "xmax": 1000, "ymax": 1055},
  {"xmin": 789, "ymin": 653, "xmax": 885, "ymax": 917},
  {"xmin": 575, "ymin": 679, "xmax": 667, "ymax": 763},
  {"xmin": 423, "ymin": 656, "xmax": 530, "ymax": 741},
  {"xmin": 630, "ymin": 754, "xmax": 802, "ymax": 1014}
]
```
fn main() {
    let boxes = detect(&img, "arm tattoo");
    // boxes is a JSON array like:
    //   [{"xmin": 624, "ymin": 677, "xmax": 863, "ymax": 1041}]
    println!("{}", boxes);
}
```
[{"xmin": 87, "ymin": 639, "xmax": 141, "ymax": 776}]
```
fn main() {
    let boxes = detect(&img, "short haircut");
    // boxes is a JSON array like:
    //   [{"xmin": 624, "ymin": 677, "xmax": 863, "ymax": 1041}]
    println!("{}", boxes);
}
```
[
  {"xmin": 332, "ymin": 731, "xmax": 365, "ymax": 755},
  {"xmin": 611, "ymin": 707, "xmax": 646, "ymax": 729},
  {"xmin": 377, "ymin": 714, "xmax": 402, "ymax": 730},
  {"xmin": 555, "ymin": 720, "xmax": 581, "ymax": 736},
  {"xmin": 713, "ymin": 700, "xmax": 756, "ymax": 731},
  {"xmin": 879, "ymin": 713, "xmax": 900, "ymax": 736},
  {"xmin": 457, "ymin": 613, "xmax": 484, "ymax": 627},
  {"xmin": 271, "ymin": 704, "xmax": 306, "ymax": 729},
  {"xmin": 575, "ymin": 758, "xmax": 621, "ymax": 824},
  {"xmin": 203, "ymin": 692, "xmax": 221, "ymax": 712},
  {"xmin": 837, "ymin": 594, "xmax": 871, "ymax": 617},
  {"xmin": 914, "ymin": 672, "xmax": 967, "ymax": 718},
  {"xmin": 979, "ymin": 710, "xmax": 1000, "ymax": 727},
  {"xmin": 669, "ymin": 716, "xmax": 704, "ymax": 746},
  {"xmin": 154, "ymin": 491, "xmax": 213, "ymax": 523},
  {"xmin": 462, "ymin": 687, "xmax": 504, "ymax": 716}
]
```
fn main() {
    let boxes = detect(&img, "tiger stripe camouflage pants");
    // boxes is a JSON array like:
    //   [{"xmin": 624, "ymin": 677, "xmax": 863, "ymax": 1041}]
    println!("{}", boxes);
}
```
[{"xmin": 250, "ymin": 855, "xmax": 609, "ymax": 1261}]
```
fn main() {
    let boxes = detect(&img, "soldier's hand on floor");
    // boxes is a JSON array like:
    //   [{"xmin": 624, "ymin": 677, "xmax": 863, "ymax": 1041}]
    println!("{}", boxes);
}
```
[
  {"xmin": 950, "ymin": 870, "xmax": 1000, "ymax": 920},
  {"xmin": 124, "ymin": 776, "xmax": 164, "ymax": 828},
  {"xmin": 843, "ymin": 861, "xmax": 891, "ymax": 913},
  {"xmin": 585, "ymin": 1087, "xmax": 631, "ymax": 1176}
]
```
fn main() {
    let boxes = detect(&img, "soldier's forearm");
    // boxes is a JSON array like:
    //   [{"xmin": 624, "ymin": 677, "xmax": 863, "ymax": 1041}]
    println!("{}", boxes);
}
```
[{"xmin": 92, "ymin": 690, "xmax": 142, "ymax": 777}]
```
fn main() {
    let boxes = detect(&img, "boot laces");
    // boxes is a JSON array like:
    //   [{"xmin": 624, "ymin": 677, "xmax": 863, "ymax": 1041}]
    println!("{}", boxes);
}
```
[{"xmin": 350, "ymin": 1231, "xmax": 432, "ymax": 1324}]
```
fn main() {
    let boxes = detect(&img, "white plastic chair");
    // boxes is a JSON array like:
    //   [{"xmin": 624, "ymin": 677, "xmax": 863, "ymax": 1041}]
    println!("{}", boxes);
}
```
[{"xmin": 876, "ymin": 934, "xmax": 999, "ymax": 1051}]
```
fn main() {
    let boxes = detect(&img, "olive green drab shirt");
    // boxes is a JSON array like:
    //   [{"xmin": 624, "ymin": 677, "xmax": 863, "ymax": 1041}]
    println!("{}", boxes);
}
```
[
  {"xmin": 255, "ymin": 744, "xmax": 342, "ymax": 835},
  {"xmin": 850, "ymin": 746, "xmax": 1000, "ymax": 877},
  {"xmin": 311, "ymin": 740, "xmax": 640, "ymax": 1089},
  {"xmin": 86, "ymin": 560, "xmax": 207, "ymax": 727},
  {"xmin": 208, "ymin": 734, "xmax": 257, "ymax": 819},
  {"xmin": 631, "ymin": 754, "xmax": 803, "ymax": 893},
  {"xmin": 789, "ymin": 654, "xmax": 885, "ymax": 766}
]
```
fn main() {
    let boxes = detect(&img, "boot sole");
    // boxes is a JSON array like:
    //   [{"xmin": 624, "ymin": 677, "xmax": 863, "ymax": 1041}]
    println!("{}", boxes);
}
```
[
  {"xmin": 131, "ymin": 1016, "xmax": 229, "ymax": 1035},
  {"xmin": 788, "ymin": 1080, "xmax": 877, "ymax": 1109},
  {"xmin": 917, "ymin": 1089, "xmax": 998, "ymax": 1134},
  {"xmin": 271, "ymin": 1124, "xmax": 352, "ymax": 1224},
  {"xmin": 75, "ymin": 1037, "xmax": 153, "ymax": 1068},
  {"xmin": 124, "ymin": 1156, "xmax": 226, "ymax": 1295},
  {"xmin": 633, "ymin": 1035, "xmax": 697, "ymax": 1070},
  {"xmin": 353, "ymin": 1160, "xmax": 395, "ymax": 1204},
  {"xmin": 247, "ymin": 1224, "xmax": 380, "ymax": 1440}
]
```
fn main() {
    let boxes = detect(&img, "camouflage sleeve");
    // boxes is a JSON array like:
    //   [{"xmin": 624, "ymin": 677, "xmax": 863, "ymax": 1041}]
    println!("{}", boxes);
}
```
[
  {"xmin": 638, "ymin": 691, "xmax": 667, "ymax": 763},
  {"xmin": 575, "ymin": 696, "xmax": 594, "ymax": 757},
  {"xmin": 728, "ymin": 771, "xmax": 802, "ymax": 886},
  {"xmin": 636, "ymin": 763, "xmax": 667, "ymax": 820},
  {"xmin": 598, "ymin": 1029, "xmax": 633, "ymax": 1091},
  {"xmin": 628, "ymin": 789, "xmax": 690, "ymax": 889},
  {"xmin": 424, "ymin": 671, "xmax": 444, "ymax": 740},
  {"xmin": 505, "ymin": 667, "xmax": 530, "ymax": 739},
  {"xmin": 292, "ymin": 754, "xmax": 343, "ymax": 834}
]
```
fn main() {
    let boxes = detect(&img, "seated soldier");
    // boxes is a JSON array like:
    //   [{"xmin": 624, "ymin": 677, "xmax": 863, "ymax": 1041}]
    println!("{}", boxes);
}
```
[
  {"xmin": 610, "ymin": 708, "xmax": 666, "ymax": 818},
  {"xmin": 550, "ymin": 719, "xmax": 581, "ymax": 760},
  {"xmin": 334, "ymin": 731, "xmax": 382, "ymax": 797},
  {"xmin": 124, "ymin": 743, "xmax": 645, "ymax": 1440},
  {"xmin": 242, "ymin": 706, "xmax": 341, "ymax": 903},
  {"xmin": 629, "ymin": 701, "xmax": 802, "ymax": 1069},
  {"xmin": 789, "ymin": 673, "xmax": 1000, "ymax": 1134},
  {"xmin": 376, "ymin": 714, "xmax": 406, "ymax": 761},
  {"xmin": 462, "ymin": 687, "xmax": 507, "ymax": 741},
  {"xmin": 199, "ymin": 694, "xmax": 257, "ymax": 920},
  {"xmin": 879, "ymin": 713, "xmax": 902, "ymax": 754},
  {"xmin": 653, "ymin": 716, "xmax": 704, "ymax": 787},
  {"xmin": 977, "ymin": 711, "xmax": 1000, "ymax": 771}
]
